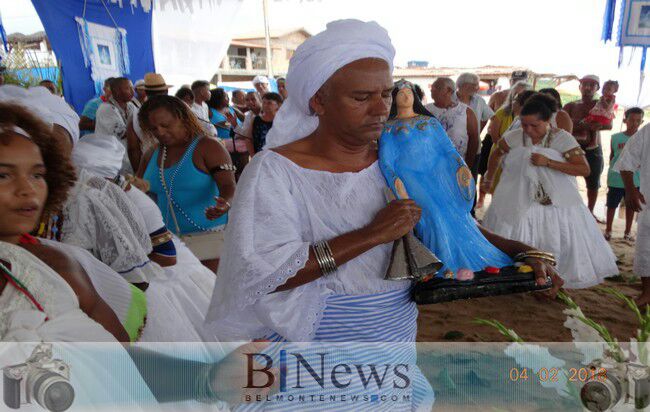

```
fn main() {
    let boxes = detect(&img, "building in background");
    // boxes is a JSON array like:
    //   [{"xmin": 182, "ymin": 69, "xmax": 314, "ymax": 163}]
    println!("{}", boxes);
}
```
[
  {"xmin": 213, "ymin": 28, "xmax": 311, "ymax": 83},
  {"xmin": 3, "ymin": 31, "xmax": 59, "ymax": 86},
  {"xmin": 407, "ymin": 60, "xmax": 429, "ymax": 68}
]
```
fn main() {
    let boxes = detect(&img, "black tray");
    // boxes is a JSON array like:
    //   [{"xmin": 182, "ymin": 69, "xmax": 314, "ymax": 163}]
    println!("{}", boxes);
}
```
[{"xmin": 412, "ymin": 266, "xmax": 553, "ymax": 305}]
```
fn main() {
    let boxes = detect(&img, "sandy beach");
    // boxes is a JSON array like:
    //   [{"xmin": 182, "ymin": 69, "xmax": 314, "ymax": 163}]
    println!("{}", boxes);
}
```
[{"xmin": 416, "ymin": 110, "xmax": 643, "ymax": 343}]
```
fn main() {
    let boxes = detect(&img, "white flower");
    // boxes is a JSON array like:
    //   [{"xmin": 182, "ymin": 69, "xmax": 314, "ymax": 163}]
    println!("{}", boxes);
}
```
[{"xmin": 563, "ymin": 308, "xmax": 609, "ymax": 364}]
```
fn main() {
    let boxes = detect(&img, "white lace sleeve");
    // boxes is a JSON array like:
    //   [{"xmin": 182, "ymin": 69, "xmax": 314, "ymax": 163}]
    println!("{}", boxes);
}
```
[
  {"xmin": 206, "ymin": 152, "xmax": 327, "ymax": 341},
  {"xmin": 61, "ymin": 178, "xmax": 160, "ymax": 283}
]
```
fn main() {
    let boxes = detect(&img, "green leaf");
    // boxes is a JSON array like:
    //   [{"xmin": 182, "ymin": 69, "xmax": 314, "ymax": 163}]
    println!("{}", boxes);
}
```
[
  {"xmin": 598, "ymin": 287, "xmax": 643, "ymax": 324},
  {"xmin": 473, "ymin": 318, "xmax": 524, "ymax": 343},
  {"xmin": 557, "ymin": 290, "xmax": 578, "ymax": 309}
]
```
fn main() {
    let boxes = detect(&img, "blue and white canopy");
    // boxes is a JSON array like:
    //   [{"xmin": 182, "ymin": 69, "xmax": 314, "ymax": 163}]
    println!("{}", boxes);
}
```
[{"xmin": 32, "ymin": 0, "xmax": 244, "ymax": 113}]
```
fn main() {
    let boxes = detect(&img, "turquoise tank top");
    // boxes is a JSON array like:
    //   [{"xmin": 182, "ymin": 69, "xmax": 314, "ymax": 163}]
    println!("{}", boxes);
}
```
[{"xmin": 143, "ymin": 138, "xmax": 227, "ymax": 235}]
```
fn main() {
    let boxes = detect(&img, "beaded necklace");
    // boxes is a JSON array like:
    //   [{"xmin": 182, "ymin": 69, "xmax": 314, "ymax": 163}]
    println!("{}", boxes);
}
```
[{"xmin": 0, "ymin": 259, "xmax": 47, "ymax": 319}]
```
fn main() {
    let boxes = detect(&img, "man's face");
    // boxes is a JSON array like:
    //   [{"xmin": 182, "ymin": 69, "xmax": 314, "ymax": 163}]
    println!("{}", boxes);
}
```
[
  {"xmin": 312, "ymin": 58, "xmax": 393, "ymax": 144},
  {"xmin": 459, "ymin": 81, "xmax": 479, "ymax": 97},
  {"xmin": 579, "ymin": 80, "xmax": 599, "ymax": 100},
  {"xmin": 625, "ymin": 113, "xmax": 644, "ymax": 134},
  {"xmin": 196, "ymin": 86, "xmax": 211, "ymax": 102},
  {"xmin": 277, "ymin": 80, "xmax": 288, "ymax": 99},
  {"xmin": 262, "ymin": 98, "xmax": 280, "ymax": 119},
  {"xmin": 232, "ymin": 91, "xmax": 246, "ymax": 106},
  {"xmin": 431, "ymin": 81, "xmax": 451, "ymax": 104},
  {"xmin": 114, "ymin": 80, "xmax": 134, "ymax": 103},
  {"xmin": 136, "ymin": 87, "xmax": 147, "ymax": 100},
  {"xmin": 245, "ymin": 93, "xmax": 261, "ymax": 111},
  {"xmin": 255, "ymin": 82, "xmax": 269, "ymax": 95}
]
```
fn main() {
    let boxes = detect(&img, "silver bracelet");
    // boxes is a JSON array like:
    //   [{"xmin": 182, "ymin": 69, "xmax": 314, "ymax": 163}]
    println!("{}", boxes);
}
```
[{"xmin": 313, "ymin": 241, "xmax": 337, "ymax": 275}]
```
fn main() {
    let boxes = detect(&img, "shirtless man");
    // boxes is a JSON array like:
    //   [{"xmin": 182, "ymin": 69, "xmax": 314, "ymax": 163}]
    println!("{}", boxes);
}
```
[
  {"xmin": 488, "ymin": 70, "xmax": 529, "ymax": 111},
  {"xmin": 563, "ymin": 75, "xmax": 611, "ymax": 217}
]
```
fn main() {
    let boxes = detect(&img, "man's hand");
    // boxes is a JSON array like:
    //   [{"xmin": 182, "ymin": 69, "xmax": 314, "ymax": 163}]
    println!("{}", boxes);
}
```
[
  {"xmin": 211, "ymin": 341, "xmax": 279, "ymax": 405},
  {"xmin": 525, "ymin": 257, "xmax": 563, "ymax": 299},
  {"xmin": 626, "ymin": 188, "xmax": 646, "ymax": 213}
]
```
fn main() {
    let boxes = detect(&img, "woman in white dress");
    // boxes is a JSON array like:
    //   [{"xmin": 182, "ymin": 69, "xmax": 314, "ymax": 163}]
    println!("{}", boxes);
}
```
[
  {"xmin": 3, "ymin": 100, "xmax": 217, "ymax": 343},
  {"xmin": 482, "ymin": 94, "xmax": 618, "ymax": 288},
  {"xmin": 57, "ymin": 170, "xmax": 219, "ymax": 342}
]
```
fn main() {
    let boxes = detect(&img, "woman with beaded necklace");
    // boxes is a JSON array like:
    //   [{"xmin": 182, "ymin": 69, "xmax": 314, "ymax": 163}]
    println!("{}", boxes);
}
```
[{"xmin": 138, "ymin": 95, "xmax": 236, "ymax": 272}]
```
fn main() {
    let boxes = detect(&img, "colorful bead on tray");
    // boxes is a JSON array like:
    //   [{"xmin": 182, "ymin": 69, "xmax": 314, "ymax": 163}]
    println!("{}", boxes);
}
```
[
  {"xmin": 517, "ymin": 265, "xmax": 533, "ymax": 273},
  {"xmin": 456, "ymin": 269, "xmax": 474, "ymax": 281},
  {"xmin": 485, "ymin": 266, "xmax": 500, "ymax": 275}
]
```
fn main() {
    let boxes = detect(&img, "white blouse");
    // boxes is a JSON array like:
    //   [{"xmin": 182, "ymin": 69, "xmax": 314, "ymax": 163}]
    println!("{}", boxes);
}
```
[
  {"xmin": 425, "ymin": 102, "xmax": 470, "ymax": 157},
  {"xmin": 206, "ymin": 150, "xmax": 410, "ymax": 341}
]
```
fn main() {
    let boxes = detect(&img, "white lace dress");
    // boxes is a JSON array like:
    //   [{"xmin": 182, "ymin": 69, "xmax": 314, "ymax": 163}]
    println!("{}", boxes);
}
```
[
  {"xmin": 0, "ymin": 241, "xmax": 115, "ymax": 342},
  {"xmin": 60, "ymin": 173, "xmax": 217, "ymax": 342},
  {"xmin": 205, "ymin": 150, "xmax": 411, "ymax": 341},
  {"xmin": 483, "ymin": 129, "xmax": 618, "ymax": 288},
  {"xmin": 0, "ymin": 242, "xmax": 164, "ymax": 412},
  {"xmin": 61, "ymin": 171, "xmax": 159, "ymax": 283},
  {"xmin": 123, "ymin": 184, "xmax": 220, "ymax": 342}
]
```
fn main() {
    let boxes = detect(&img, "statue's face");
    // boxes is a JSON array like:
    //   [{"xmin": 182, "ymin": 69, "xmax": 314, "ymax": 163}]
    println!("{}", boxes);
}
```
[{"xmin": 395, "ymin": 87, "xmax": 414, "ymax": 110}]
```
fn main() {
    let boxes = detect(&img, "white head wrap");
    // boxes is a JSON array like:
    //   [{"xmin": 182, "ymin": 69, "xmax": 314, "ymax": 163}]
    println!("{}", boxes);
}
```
[
  {"xmin": 264, "ymin": 19, "xmax": 395, "ymax": 149},
  {"xmin": 252, "ymin": 75, "xmax": 270, "ymax": 85},
  {"xmin": 0, "ymin": 84, "xmax": 80, "ymax": 145}
]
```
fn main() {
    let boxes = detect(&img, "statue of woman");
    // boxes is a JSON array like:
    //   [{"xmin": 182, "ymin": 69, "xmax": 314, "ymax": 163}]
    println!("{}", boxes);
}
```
[{"xmin": 379, "ymin": 81, "xmax": 513, "ymax": 277}]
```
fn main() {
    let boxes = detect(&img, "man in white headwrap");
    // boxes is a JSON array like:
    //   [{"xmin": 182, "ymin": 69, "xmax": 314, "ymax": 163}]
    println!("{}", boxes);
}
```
[
  {"xmin": 207, "ymin": 17, "xmax": 410, "ymax": 340},
  {"xmin": 252, "ymin": 75, "xmax": 270, "ymax": 95},
  {"xmin": 206, "ymin": 20, "xmax": 435, "ymax": 409}
]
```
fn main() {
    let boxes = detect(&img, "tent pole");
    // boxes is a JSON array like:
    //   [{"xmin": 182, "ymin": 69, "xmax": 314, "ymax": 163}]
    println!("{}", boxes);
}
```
[{"xmin": 262, "ymin": 0, "xmax": 273, "ymax": 78}]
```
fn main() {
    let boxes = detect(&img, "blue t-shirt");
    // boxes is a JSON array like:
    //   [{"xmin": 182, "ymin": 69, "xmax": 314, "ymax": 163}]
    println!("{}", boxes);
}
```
[
  {"xmin": 210, "ymin": 107, "xmax": 241, "ymax": 139},
  {"xmin": 80, "ymin": 97, "xmax": 104, "ymax": 136}
]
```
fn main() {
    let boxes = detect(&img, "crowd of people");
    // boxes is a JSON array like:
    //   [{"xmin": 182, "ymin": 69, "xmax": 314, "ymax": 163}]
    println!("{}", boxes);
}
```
[{"xmin": 1, "ymin": 17, "xmax": 650, "ymax": 408}]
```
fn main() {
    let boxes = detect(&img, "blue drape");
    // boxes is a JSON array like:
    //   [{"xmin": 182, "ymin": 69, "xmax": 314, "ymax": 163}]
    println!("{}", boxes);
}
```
[
  {"xmin": 601, "ymin": 0, "xmax": 618, "ymax": 42},
  {"xmin": 31, "ymin": 0, "xmax": 154, "ymax": 113}
]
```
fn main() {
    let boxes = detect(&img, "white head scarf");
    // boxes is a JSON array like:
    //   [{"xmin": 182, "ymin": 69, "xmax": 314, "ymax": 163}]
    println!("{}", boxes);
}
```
[
  {"xmin": 0, "ymin": 84, "xmax": 80, "ymax": 145},
  {"xmin": 252, "ymin": 75, "xmax": 270, "ymax": 85},
  {"xmin": 264, "ymin": 19, "xmax": 395, "ymax": 149}
]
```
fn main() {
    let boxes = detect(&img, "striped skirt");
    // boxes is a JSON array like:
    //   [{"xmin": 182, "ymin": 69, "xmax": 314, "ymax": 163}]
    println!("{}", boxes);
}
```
[{"xmin": 239, "ymin": 288, "xmax": 434, "ymax": 411}]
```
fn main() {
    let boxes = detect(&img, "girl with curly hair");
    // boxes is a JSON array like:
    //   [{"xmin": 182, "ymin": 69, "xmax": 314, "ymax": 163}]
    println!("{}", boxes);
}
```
[{"xmin": 0, "ymin": 102, "xmax": 129, "ymax": 341}]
